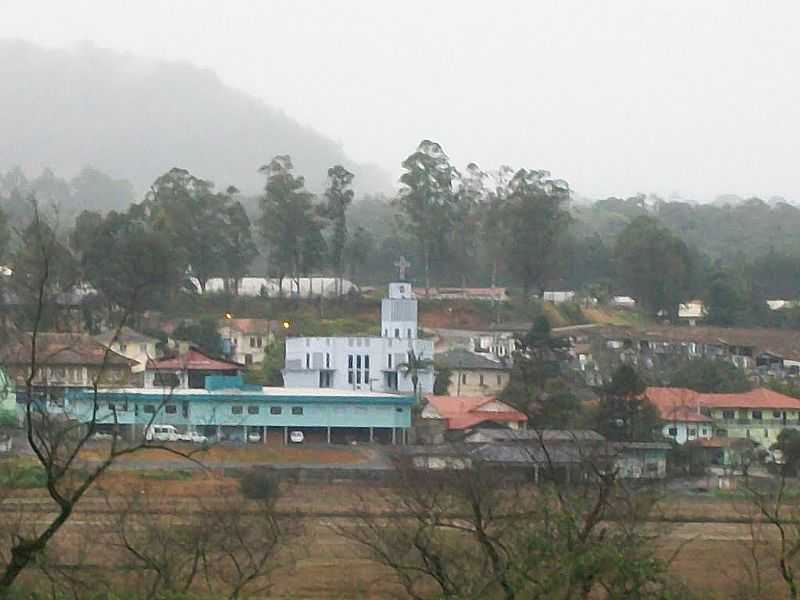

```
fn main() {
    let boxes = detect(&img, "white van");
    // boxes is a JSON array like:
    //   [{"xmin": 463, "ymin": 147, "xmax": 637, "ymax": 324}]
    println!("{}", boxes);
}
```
[{"xmin": 145, "ymin": 424, "xmax": 180, "ymax": 442}]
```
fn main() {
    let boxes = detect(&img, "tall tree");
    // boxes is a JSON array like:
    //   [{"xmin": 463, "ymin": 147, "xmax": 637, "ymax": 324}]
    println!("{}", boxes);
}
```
[
  {"xmin": 258, "ymin": 156, "xmax": 324, "ymax": 295},
  {"xmin": 395, "ymin": 140, "xmax": 458, "ymax": 292},
  {"xmin": 220, "ymin": 187, "xmax": 259, "ymax": 295},
  {"xmin": 614, "ymin": 216, "xmax": 694, "ymax": 320},
  {"xmin": 322, "ymin": 165, "xmax": 354, "ymax": 296},
  {"xmin": 592, "ymin": 365, "xmax": 660, "ymax": 442},
  {"xmin": 345, "ymin": 226, "xmax": 375, "ymax": 284},
  {"xmin": 71, "ymin": 208, "xmax": 184, "ymax": 315},
  {"xmin": 449, "ymin": 163, "xmax": 485, "ymax": 288},
  {"xmin": 500, "ymin": 169, "xmax": 572, "ymax": 296},
  {"xmin": 143, "ymin": 168, "xmax": 244, "ymax": 293}
]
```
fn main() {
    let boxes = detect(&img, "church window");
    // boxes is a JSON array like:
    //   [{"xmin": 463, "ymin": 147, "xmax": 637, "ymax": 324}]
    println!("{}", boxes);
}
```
[
  {"xmin": 356, "ymin": 370, "xmax": 362, "ymax": 384},
  {"xmin": 407, "ymin": 328, "xmax": 412, "ymax": 338},
  {"xmin": 395, "ymin": 329, "xmax": 400, "ymax": 338},
  {"xmin": 388, "ymin": 354, "xmax": 393, "ymax": 368},
  {"xmin": 479, "ymin": 374, "xmax": 485, "ymax": 386},
  {"xmin": 497, "ymin": 375, "xmax": 503, "ymax": 385},
  {"xmin": 364, "ymin": 355, "xmax": 370, "ymax": 369},
  {"xmin": 461, "ymin": 374, "xmax": 467, "ymax": 385},
  {"xmin": 305, "ymin": 353, "xmax": 310, "ymax": 369},
  {"xmin": 326, "ymin": 353, "xmax": 330, "ymax": 368}
]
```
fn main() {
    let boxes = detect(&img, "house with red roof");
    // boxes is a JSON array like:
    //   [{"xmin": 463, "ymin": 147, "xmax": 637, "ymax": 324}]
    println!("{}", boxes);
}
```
[
  {"xmin": 645, "ymin": 387, "xmax": 714, "ymax": 444},
  {"xmin": 421, "ymin": 395, "xmax": 527, "ymax": 438},
  {"xmin": 646, "ymin": 387, "xmax": 800, "ymax": 447},
  {"xmin": 146, "ymin": 347, "xmax": 244, "ymax": 390}
]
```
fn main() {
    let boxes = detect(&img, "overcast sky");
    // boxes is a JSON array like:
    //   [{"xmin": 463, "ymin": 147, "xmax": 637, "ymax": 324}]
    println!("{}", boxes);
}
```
[{"xmin": 2, "ymin": 1, "xmax": 799, "ymax": 201}]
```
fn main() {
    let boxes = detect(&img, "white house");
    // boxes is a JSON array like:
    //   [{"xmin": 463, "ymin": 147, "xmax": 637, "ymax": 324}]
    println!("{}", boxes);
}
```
[
  {"xmin": 219, "ymin": 318, "xmax": 278, "ymax": 366},
  {"xmin": 95, "ymin": 327, "xmax": 161, "ymax": 374},
  {"xmin": 283, "ymin": 282, "xmax": 434, "ymax": 394}
]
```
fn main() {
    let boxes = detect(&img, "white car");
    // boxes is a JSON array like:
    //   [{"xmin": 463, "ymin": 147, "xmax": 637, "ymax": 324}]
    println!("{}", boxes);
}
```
[
  {"xmin": 92, "ymin": 432, "xmax": 113, "ymax": 441},
  {"xmin": 289, "ymin": 430, "xmax": 304, "ymax": 444},
  {"xmin": 179, "ymin": 431, "xmax": 208, "ymax": 444},
  {"xmin": 247, "ymin": 433, "xmax": 262, "ymax": 443},
  {"xmin": 145, "ymin": 425, "xmax": 180, "ymax": 442}
]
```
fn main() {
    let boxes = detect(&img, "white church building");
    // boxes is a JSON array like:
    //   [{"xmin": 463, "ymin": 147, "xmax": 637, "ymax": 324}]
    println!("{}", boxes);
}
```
[{"xmin": 282, "ymin": 282, "xmax": 434, "ymax": 395}]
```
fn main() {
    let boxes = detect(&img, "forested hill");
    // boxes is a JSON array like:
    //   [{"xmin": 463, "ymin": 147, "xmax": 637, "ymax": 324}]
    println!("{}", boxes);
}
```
[
  {"xmin": 0, "ymin": 40, "xmax": 390, "ymax": 198},
  {"xmin": 571, "ymin": 196, "xmax": 800, "ymax": 262}
]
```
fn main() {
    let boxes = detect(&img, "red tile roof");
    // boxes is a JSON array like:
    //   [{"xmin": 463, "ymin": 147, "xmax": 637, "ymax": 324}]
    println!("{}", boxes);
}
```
[
  {"xmin": 645, "ymin": 387, "xmax": 713, "ymax": 423},
  {"xmin": 645, "ymin": 386, "xmax": 800, "ymax": 419},
  {"xmin": 424, "ymin": 395, "xmax": 528, "ymax": 430},
  {"xmin": 148, "ymin": 348, "xmax": 243, "ymax": 371}
]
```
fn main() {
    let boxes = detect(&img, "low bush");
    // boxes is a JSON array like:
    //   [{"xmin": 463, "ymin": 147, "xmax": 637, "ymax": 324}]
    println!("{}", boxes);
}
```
[
  {"xmin": 0, "ymin": 460, "xmax": 47, "ymax": 489},
  {"xmin": 239, "ymin": 469, "xmax": 279, "ymax": 500}
]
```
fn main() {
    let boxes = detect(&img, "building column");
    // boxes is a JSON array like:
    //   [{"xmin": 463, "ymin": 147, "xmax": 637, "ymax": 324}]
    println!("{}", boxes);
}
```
[
  {"xmin": 284, "ymin": 426, "xmax": 288, "ymax": 445},
  {"xmin": 327, "ymin": 426, "xmax": 331, "ymax": 444},
  {"xmin": 244, "ymin": 425, "xmax": 248, "ymax": 443},
  {"xmin": 216, "ymin": 424, "xmax": 222, "ymax": 441},
  {"xmin": 391, "ymin": 427, "xmax": 396, "ymax": 445},
  {"xmin": 369, "ymin": 427, "xmax": 374, "ymax": 443},
  {"xmin": 533, "ymin": 464, "xmax": 539, "ymax": 484},
  {"xmin": 263, "ymin": 426, "xmax": 267, "ymax": 445}
]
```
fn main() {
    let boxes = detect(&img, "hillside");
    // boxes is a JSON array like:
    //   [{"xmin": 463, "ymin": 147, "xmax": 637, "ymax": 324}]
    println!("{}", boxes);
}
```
[{"xmin": 0, "ymin": 40, "xmax": 391, "ymax": 200}]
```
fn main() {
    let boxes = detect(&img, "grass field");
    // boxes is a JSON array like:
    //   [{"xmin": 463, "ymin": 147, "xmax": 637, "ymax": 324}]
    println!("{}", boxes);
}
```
[{"xmin": 4, "ymin": 473, "xmax": 799, "ymax": 599}]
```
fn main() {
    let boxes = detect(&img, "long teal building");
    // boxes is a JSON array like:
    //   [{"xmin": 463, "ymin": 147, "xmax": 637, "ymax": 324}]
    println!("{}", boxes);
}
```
[{"xmin": 63, "ymin": 375, "xmax": 414, "ymax": 445}]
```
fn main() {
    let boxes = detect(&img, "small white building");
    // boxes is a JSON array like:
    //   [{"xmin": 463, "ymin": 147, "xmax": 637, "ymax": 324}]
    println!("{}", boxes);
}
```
[
  {"xmin": 219, "ymin": 318, "xmax": 278, "ymax": 366},
  {"xmin": 283, "ymin": 282, "xmax": 434, "ymax": 394},
  {"xmin": 543, "ymin": 291, "xmax": 576, "ymax": 304}
]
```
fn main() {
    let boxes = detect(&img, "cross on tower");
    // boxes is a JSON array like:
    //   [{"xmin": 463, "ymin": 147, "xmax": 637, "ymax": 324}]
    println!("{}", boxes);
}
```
[{"xmin": 394, "ymin": 256, "xmax": 410, "ymax": 280}]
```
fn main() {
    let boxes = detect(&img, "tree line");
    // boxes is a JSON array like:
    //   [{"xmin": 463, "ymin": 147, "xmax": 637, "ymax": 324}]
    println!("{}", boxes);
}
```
[{"xmin": 5, "ymin": 141, "xmax": 800, "ymax": 330}]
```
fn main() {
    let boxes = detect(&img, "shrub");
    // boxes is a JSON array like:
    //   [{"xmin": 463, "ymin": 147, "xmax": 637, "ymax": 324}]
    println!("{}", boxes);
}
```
[
  {"xmin": 0, "ymin": 461, "xmax": 47, "ymax": 489},
  {"xmin": 239, "ymin": 469, "xmax": 279, "ymax": 500}
]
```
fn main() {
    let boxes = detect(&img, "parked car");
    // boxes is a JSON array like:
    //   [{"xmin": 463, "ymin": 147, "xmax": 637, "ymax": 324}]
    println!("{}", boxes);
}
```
[
  {"xmin": 289, "ymin": 430, "xmax": 304, "ymax": 444},
  {"xmin": 145, "ymin": 424, "xmax": 180, "ymax": 442},
  {"xmin": 178, "ymin": 430, "xmax": 208, "ymax": 444},
  {"xmin": 247, "ymin": 432, "xmax": 262, "ymax": 443},
  {"xmin": 92, "ymin": 432, "xmax": 113, "ymax": 441}
]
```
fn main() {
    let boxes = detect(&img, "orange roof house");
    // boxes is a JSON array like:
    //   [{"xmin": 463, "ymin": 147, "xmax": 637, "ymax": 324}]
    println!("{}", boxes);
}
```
[
  {"xmin": 645, "ymin": 386, "xmax": 800, "ymax": 445},
  {"xmin": 421, "ymin": 395, "xmax": 528, "ymax": 430}
]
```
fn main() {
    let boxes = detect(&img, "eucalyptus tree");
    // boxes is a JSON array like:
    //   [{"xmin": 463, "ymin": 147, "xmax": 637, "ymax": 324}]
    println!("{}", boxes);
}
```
[
  {"xmin": 143, "ymin": 167, "xmax": 238, "ymax": 293},
  {"xmin": 395, "ymin": 140, "xmax": 458, "ymax": 292},
  {"xmin": 614, "ymin": 215, "xmax": 693, "ymax": 320},
  {"xmin": 322, "ymin": 165, "xmax": 355, "ymax": 296},
  {"xmin": 258, "ymin": 155, "xmax": 325, "ymax": 295},
  {"xmin": 220, "ymin": 186, "xmax": 259, "ymax": 295},
  {"xmin": 501, "ymin": 169, "xmax": 572, "ymax": 297}
]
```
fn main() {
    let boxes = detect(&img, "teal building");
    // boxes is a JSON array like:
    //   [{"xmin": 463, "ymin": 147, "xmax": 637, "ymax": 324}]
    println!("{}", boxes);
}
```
[{"xmin": 64, "ymin": 375, "xmax": 414, "ymax": 444}]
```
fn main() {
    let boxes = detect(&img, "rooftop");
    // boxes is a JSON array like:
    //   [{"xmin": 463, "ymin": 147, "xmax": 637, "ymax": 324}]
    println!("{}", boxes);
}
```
[
  {"xmin": 148, "ymin": 348, "xmax": 244, "ymax": 371},
  {"xmin": 95, "ymin": 326, "xmax": 159, "ymax": 346},
  {"xmin": 220, "ymin": 318, "xmax": 280, "ymax": 336},
  {"xmin": 434, "ymin": 348, "xmax": 510, "ymax": 370},
  {"xmin": 424, "ymin": 395, "xmax": 527, "ymax": 430},
  {"xmin": 596, "ymin": 324, "xmax": 800, "ymax": 361},
  {"xmin": 646, "ymin": 386, "xmax": 800, "ymax": 413},
  {"xmin": 0, "ymin": 332, "xmax": 135, "ymax": 367}
]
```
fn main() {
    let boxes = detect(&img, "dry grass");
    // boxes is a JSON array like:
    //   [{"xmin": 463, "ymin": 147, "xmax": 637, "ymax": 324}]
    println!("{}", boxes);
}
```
[{"xmin": 78, "ymin": 443, "xmax": 370, "ymax": 465}]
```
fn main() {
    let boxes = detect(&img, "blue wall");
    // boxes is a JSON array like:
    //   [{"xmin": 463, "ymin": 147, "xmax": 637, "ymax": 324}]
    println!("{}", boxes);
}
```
[{"xmin": 64, "ymin": 387, "xmax": 414, "ymax": 429}]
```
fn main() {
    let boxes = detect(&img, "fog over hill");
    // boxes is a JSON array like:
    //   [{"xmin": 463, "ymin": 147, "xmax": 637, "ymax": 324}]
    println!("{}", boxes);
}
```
[{"xmin": 0, "ymin": 40, "xmax": 391, "ymax": 199}]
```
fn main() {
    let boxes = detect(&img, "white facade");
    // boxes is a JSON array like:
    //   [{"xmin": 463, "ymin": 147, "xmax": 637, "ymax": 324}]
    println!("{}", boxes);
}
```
[
  {"xmin": 661, "ymin": 421, "xmax": 713, "ymax": 445},
  {"xmin": 283, "ymin": 282, "xmax": 434, "ymax": 394}
]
